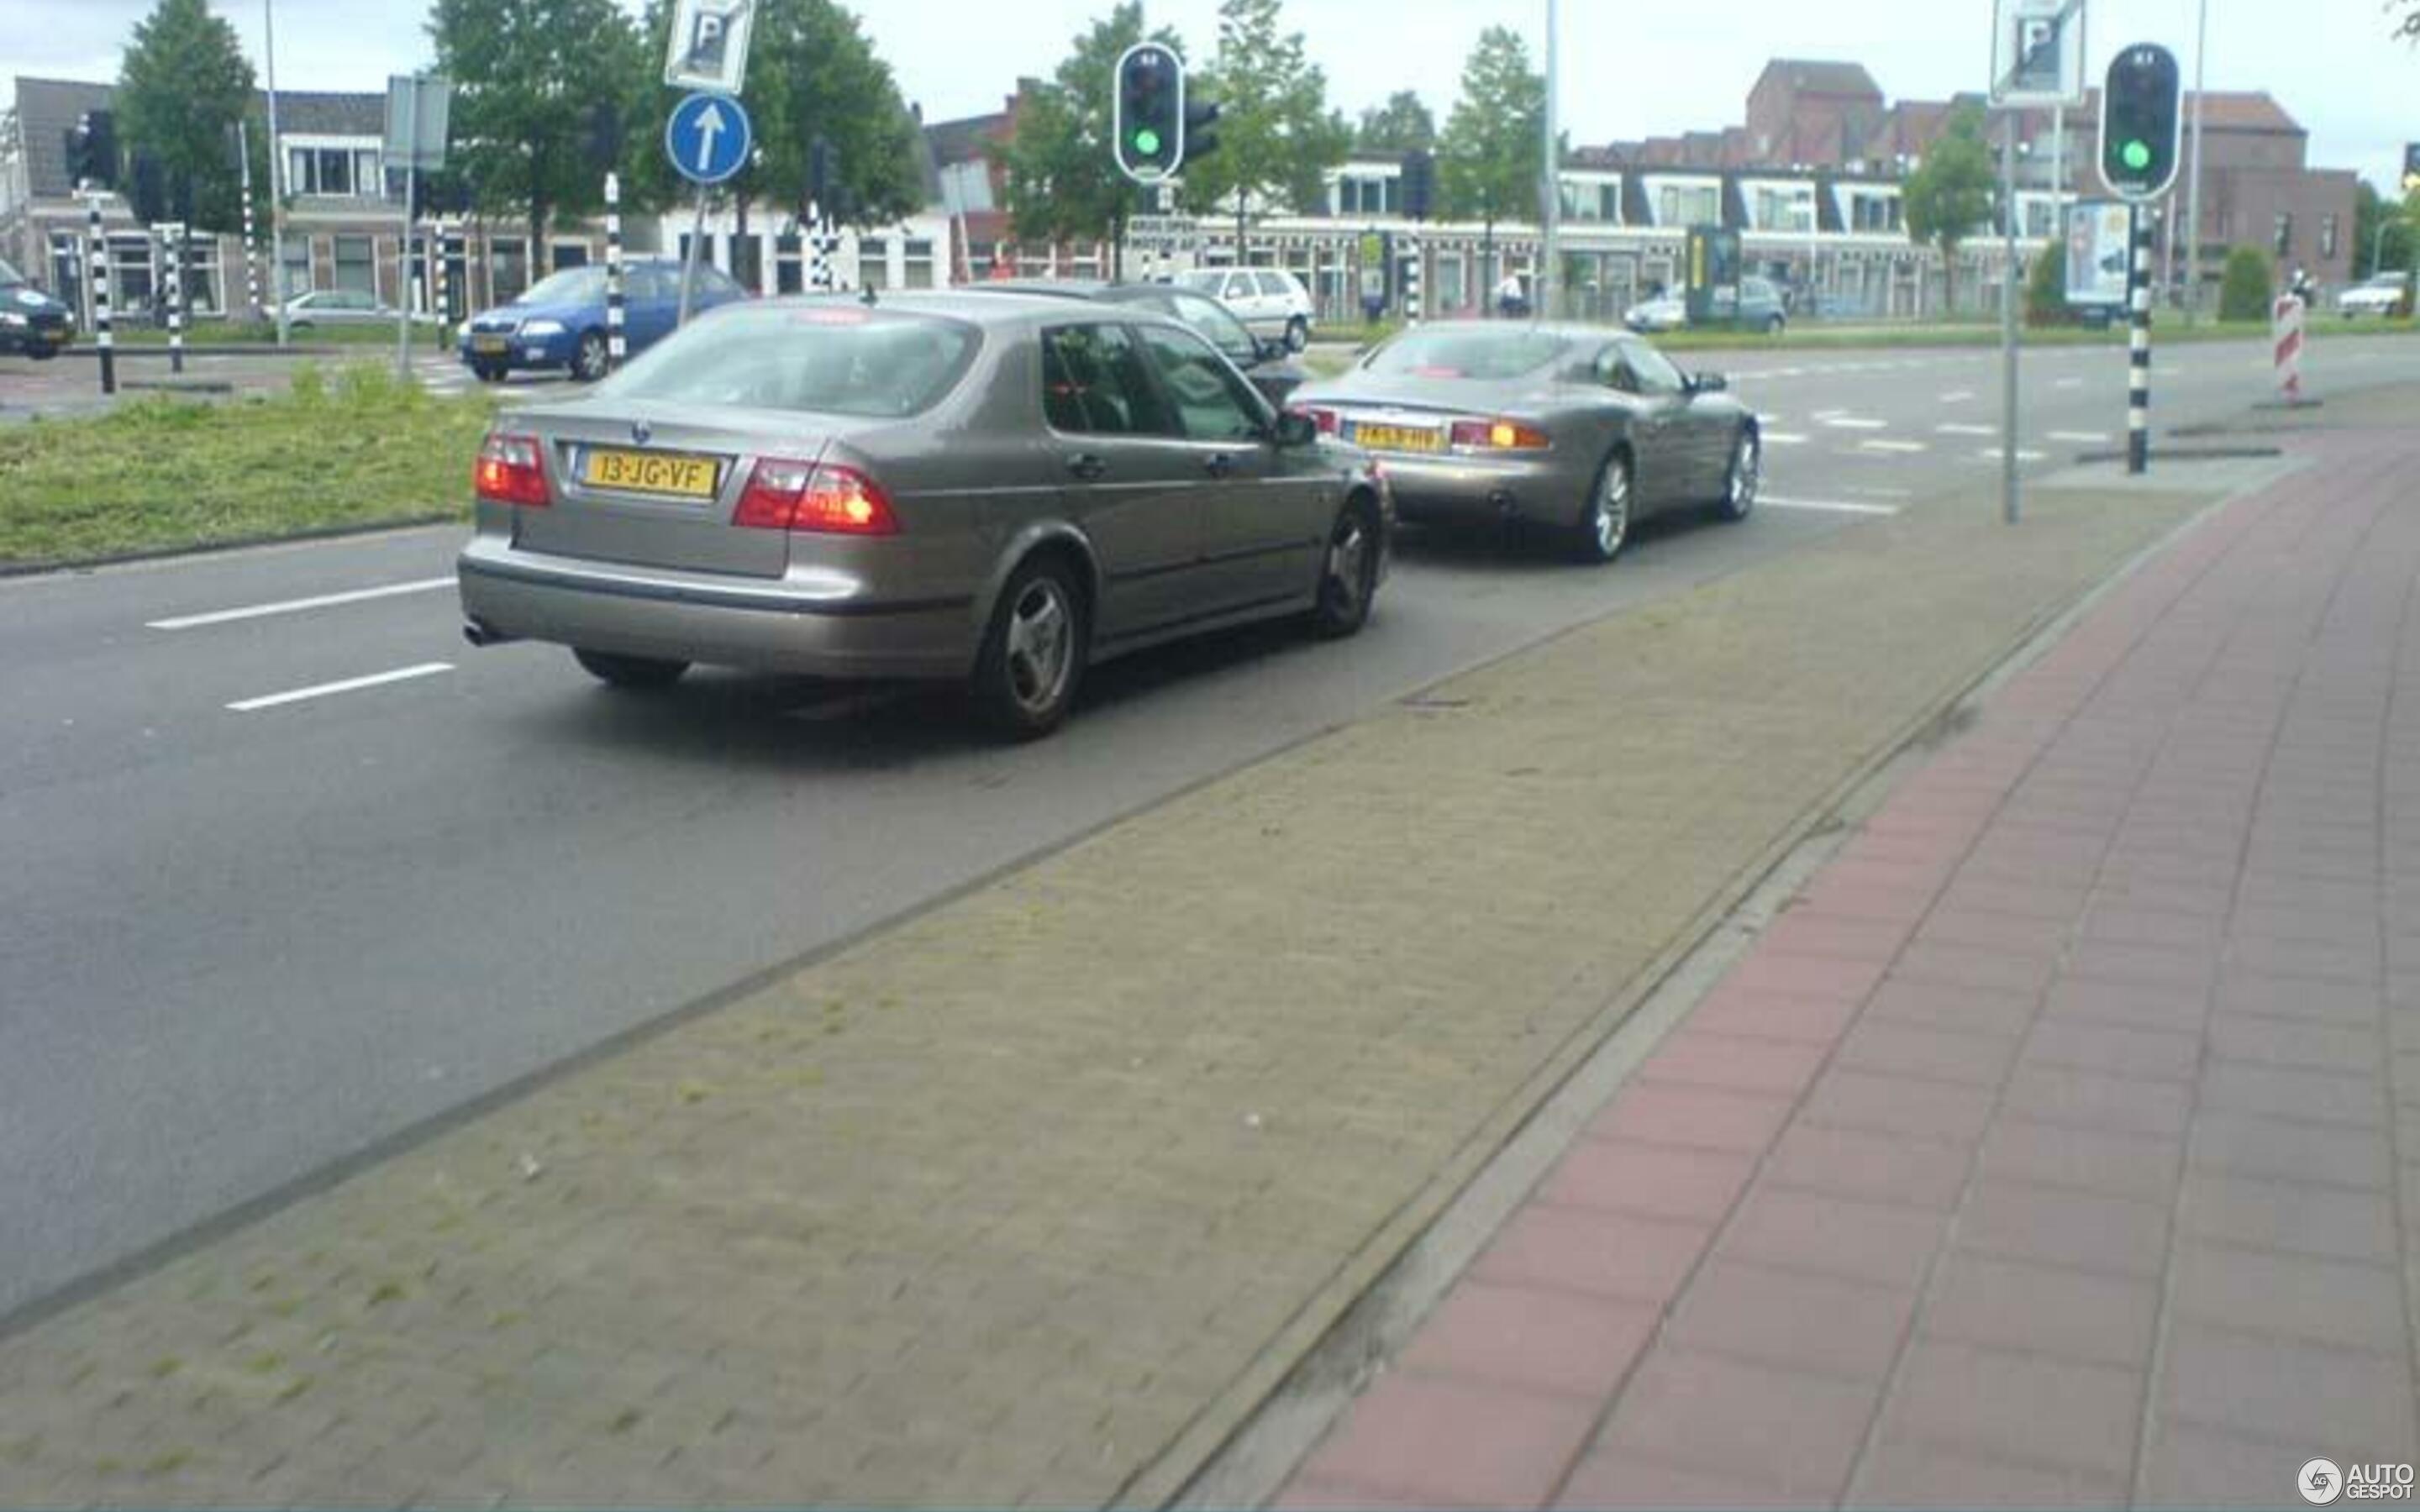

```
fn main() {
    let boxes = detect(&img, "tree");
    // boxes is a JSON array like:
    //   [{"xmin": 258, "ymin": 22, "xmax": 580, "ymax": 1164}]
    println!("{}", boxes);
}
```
[
  {"xmin": 1356, "ymin": 91, "xmax": 1434, "ymax": 154},
  {"xmin": 2354, "ymin": 181, "xmax": 2415, "ymax": 277},
  {"xmin": 996, "ymin": 4, "xmax": 1173, "ymax": 265},
  {"xmin": 1181, "ymin": 0, "xmax": 1353, "ymax": 249},
  {"xmin": 430, "ymin": 0, "xmax": 648, "ymax": 278},
  {"xmin": 1437, "ymin": 26, "xmax": 1545, "ymax": 305},
  {"xmin": 1902, "ymin": 104, "xmax": 1996, "ymax": 316},
  {"xmin": 116, "ymin": 0, "xmax": 266, "ymax": 233},
  {"xmin": 2396, "ymin": 1, "xmax": 2419, "ymax": 41},
  {"xmin": 629, "ymin": 0, "xmax": 922, "ymax": 245},
  {"xmin": 2219, "ymin": 245, "xmax": 2274, "ymax": 321}
]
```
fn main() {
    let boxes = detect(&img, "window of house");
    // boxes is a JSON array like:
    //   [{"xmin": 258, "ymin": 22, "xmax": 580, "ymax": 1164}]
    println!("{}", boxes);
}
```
[
  {"xmin": 551, "ymin": 243, "xmax": 590, "ymax": 270},
  {"xmin": 1560, "ymin": 181, "xmax": 1619, "ymax": 223},
  {"xmin": 287, "ymin": 146, "xmax": 376, "ymax": 197},
  {"xmin": 1655, "ymin": 184, "xmax": 1720, "ymax": 228},
  {"xmin": 278, "ymin": 238, "xmax": 310, "ymax": 298},
  {"xmin": 858, "ymin": 238, "xmax": 891, "ymax": 291},
  {"xmin": 2275, "ymin": 213, "xmax": 2293, "ymax": 257},
  {"xmin": 108, "ymin": 234, "xmax": 153, "ymax": 311},
  {"xmin": 1434, "ymin": 253, "xmax": 1465, "ymax": 312},
  {"xmin": 50, "ymin": 233, "xmax": 82, "ymax": 310},
  {"xmin": 903, "ymin": 238, "xmax": 935, "ymax": 289},
  {"xmin": 1338, "ymin": 176, "xmax": 1397, "ymax": 216},
  {"xmin": 775, "ymin": 233, "xmax": 803, "ymax": 294},
  {"xmin": 333, "ymin": 234, "xmax": 376, "ymax": 297},
  {"xmin": 2321, "ymin": 215, "xmax": 2339, "ymax": 260},
  {"xmin": 490, "ymin": 239, "xmax": 529, "ymax": 303}
]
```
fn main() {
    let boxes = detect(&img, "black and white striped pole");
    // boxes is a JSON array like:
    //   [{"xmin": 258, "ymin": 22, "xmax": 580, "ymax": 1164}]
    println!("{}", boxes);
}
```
[
  {"xmin": 164, "ymin": 223, "xmax": 186, "ymax": 376},
  {"xmin": 87, "ymin": 196, "xmax": 115, "ymax": 396},
  {"xmin": 1402, "ymin": 236, "xmax": 1423, "ymax": 326},
  {"xmin": 433, "ymin": 224, "xmax": 450, "ymax": 337},
  {"xmin": 604, "ymin": 171, "xmax": 625, "ymax": 373},
  {"xmin": 2128, "ymin": 208, "xmax": 2152, "ymax": 475},
  {"xmin": 238, "ymin": 118, "xmax": 261, "ymax": 322}
]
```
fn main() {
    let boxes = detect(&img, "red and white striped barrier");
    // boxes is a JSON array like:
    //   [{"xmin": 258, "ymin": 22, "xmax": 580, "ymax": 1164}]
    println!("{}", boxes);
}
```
[{"xmin": 2273, "ymin": 293, "xmax": 2306, "ymax": 403}]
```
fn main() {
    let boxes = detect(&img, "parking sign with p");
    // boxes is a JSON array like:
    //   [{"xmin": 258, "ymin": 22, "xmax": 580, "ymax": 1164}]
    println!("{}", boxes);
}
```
[{"xmin": 664, "ymin": 0, "xmax": 754, "ymax": 94}]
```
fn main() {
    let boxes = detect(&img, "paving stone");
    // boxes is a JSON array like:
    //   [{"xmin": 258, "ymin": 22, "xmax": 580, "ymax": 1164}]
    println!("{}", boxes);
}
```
[
  {"xmin": 1953, "ymin": 1179, "xmax": 2170, "ymax": 1278},
  {"xmin": 1834, "ymin": 1020, "xmax": 2024, "ymax": 1088},
  {"xmin": 1853, "ymin": 1438, "xmax": 2129, "ymax": 1509},
  {"xmin": 1876, "ymin": 1340, "xmax": 2141, "ymax": 1477},
  {"xmin": 1998, "ymin": 1063, "xmax": 2193, "ymax": 1138},
  {"xmin": 1799, "ymin": 1069, "xmax": 1998, "ymax": 1145},
  {"xmin": 1398, "ymin": 1281, "xmax": 1658, "ymax": 1401},
  {"xmin": 1919, "ymin": 1254, "xmax": 2160, "ymax": 1368},
  {"xmin": 1536, "ymin": 1139, "xmax": 1759, "ymax": 1226},
  {"xmin": 1589, "ymin": 1348, "xmax": 1879, "ymax": 1502},
  {"xmin": 1715, "ymin": 1187, "xmax": 1947, "ymax": 1291},
  {"xmin": 1585, "ymin": 1085, "xmax": 1796, "ymax": 1157},
  {"xmin": 1472, "ymin": 1205, "xmax": 1713, "ymax": 1306},
  {"xmin": 1662, "ymin": 1259, "xmax": 1918, "ymax": 1383},
  {"xmin": 2189, "ymin": 1110, "xmax": 2395, "ymax": 1190},
  {"xmin": 2168, "ymin": 1245, "xmax": 2410, "ymax": 1354},
  {"xmin": 1634, "ymin": 1032, "xmax": 1831, "ymax": 1099},
  {"xmin": 2175, "ymin": 1172, "xmax": 2400, "ymax": 1263},
  {"xmin": 1760, "ymin": 1122, "xmax": 1974, "ymax": 1210},
  {"xmin": 1973, "ymin": 1118, "xmax": 2182, "ymax": 1203},
  {"xmin": 2157, "ymin": 1324, "xmax": 2420, "ymax": 1453},
  {"xmin": 1298, "ymin": 1373, "xmax": 1601, "ymax": 1510}
]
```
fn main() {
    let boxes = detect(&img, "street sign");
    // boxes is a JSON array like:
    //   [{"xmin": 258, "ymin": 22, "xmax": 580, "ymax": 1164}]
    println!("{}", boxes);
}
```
[
  {"xmin": 382, "ymin": 74, "xmax": 452, "ymax": 171},
  {"xmin": 664, "ymin": 0, "xmax": 754, "ymax": 95},
  {"xmin": 666, "ymin": 92, "xmax": 751, "ymax": 186},
  {"xmin": 1991, "ymin": 0, "xmax": 2085, "ymax": 108},
  {"xmin": 2065, "ymin": 201, "xmax": 2133, "ymax": 306},
  {"xmin": 1125, "ymin": 214, "xmax": 1200, "ymax": 252}
]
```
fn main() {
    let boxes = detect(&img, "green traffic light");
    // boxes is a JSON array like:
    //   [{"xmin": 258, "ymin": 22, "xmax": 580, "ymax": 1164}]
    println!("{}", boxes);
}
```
[
  {"xmin": 2121, "ymin": 139, "xmax": 2152, "ymax": 171},
  {"xmin": 1134, "ymin": 129, "xmax": 1162, "ymax": 156}
]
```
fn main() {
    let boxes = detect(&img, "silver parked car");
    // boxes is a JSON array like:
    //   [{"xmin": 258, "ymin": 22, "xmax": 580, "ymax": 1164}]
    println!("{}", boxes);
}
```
[
  {"xmin": 457, "ymin": 291, "xmax": 1392, "ymax": 737},
  {"xmin": 1290, "ymin": 323, "xmax": 1760, "ymax": 563}
]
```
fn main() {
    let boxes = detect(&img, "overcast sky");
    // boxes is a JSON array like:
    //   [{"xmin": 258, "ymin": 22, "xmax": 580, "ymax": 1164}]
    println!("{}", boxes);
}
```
[{"xmin": 4, "ymin": 0, "xmax": 2413, "ymax": 192}]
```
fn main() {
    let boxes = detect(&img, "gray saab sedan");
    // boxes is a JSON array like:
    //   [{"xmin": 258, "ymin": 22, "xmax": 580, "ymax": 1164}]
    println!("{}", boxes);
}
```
[
  {"xmin": 1290, "ymin": 323, "xmax": 1759, "ymax": 563},
  {"xmin": 456, "ymin": 291, "xmax": 1391, "ymax": 738}
]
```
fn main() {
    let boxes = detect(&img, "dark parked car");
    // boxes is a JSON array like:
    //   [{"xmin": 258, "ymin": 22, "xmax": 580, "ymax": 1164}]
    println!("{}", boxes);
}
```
[
  {"xmin": 0, "ymin": 255, "xmax": 74, "ymax": 358},
  {"xmin": 457, "ymin": 291, "xmax": 1391, "ymax": 738},
  {"xmin": 1623, "ymin": 276, "xmax": 1790, "ymax": 335},
  {"xmin": 1290, "ymin": 322, "xmax": 1758, "ymax": 564},
  {"xmin": 971, "ymin": 278, "xmax": 1309, "ymax": 407},
  {"xmin": 459, "ymin": 259, "xmax": 749, "ymax": 383}
]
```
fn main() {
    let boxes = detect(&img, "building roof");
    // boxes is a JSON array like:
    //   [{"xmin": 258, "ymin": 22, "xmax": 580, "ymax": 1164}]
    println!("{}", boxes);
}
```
[
  {"xmin": 14, "ymin": 76, "xmax": 387, "ymax": 202},
  {"xmin": 14, "ymin": 76, "xmax": 116, "ymax": 201},
  {"xmin": 1754, "ymin": 60, "xmax": 1885, "ymax": 101}
]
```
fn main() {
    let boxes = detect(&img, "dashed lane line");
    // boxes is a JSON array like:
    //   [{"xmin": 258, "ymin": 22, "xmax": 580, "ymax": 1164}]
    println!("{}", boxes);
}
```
[
  {"xmin": 149, "ymin": 577, "xmax": 456, "ymax": 632},
  {"xmin": 226, "ymin": 662, "xmax": 456, "ymax": 713}
]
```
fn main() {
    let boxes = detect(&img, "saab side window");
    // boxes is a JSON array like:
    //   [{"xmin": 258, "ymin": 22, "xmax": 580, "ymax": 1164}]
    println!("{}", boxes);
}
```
[
  {"xmin": 1042, "ymin": 324, "xmax": 1174, "ymax": 438},
  {"xmin": 1137, "ymin": 325, "xmax": 1266, "ymax": 442},
  {"xmin": 1621, "ymin": 344, "xmax": 1687, "ymax": 397}
]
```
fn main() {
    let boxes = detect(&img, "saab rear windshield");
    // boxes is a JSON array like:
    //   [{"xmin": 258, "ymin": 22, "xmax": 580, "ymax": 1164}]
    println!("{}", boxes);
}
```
[
  {"xmin": 598, "ymin": 306, "xmax": 981, "ymax": 418},
  {"xmin": 1365, "ymin": 330, "xmax": 1569, "ymax": 381}
]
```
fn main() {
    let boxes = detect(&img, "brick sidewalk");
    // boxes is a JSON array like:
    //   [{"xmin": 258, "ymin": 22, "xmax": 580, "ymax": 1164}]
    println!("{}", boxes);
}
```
[{"xmin": 1279, "ymin": 423, "xmax": 2420, "ymax": 1509}]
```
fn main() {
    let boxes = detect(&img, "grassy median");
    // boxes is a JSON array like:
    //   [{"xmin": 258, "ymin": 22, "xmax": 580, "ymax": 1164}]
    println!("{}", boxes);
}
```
[{"xmin": 0, "ymin": 363, "xmax": 492, "ymax": 570}]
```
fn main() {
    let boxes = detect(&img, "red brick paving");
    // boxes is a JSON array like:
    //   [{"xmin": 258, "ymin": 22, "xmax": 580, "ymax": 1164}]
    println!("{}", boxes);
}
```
[{"xmin": 1274, "ymin": 431, "xmax": 2420, "ymax": 1508}]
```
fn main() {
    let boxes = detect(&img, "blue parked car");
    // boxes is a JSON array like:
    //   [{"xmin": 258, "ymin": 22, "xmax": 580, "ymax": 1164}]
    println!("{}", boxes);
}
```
[{"xmin": 459, "ymin": 258, "xmax": 750, "ymax": 383}]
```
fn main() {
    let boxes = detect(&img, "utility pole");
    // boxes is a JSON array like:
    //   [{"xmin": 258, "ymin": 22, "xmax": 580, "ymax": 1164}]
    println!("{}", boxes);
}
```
[
  {"xmin": 2184, "ymin": 0, "xmax": 2208, "ymax": 323},
  {"xmin": 1539, "ymin": 0, "xmax": 1560, "ymax": 321},
  {"xmin": 2000, "ymin": 110, "xmax": 2021, "ymax": 524},
  {"xmin": 265, "ymin": 0, "xmax": 290, "ymax": 346}
]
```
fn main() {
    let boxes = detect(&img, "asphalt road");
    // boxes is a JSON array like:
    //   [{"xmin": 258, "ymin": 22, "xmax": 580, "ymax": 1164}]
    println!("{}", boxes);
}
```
[{"xmin": 3, "ymin": 333, "xmax": 2414, "ymax": 1321}]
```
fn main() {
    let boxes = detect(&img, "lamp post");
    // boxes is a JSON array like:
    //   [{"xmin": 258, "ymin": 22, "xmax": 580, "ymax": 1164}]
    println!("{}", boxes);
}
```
[
  {"xmin": 264, "ymin": 0, "xmax": 289, "ymax": 346},
  {"xmin": 2184, "ymin": 0, "xmax": 2208, "ymax": 323},
  {"xmin": 1539, "ymin": 0, "xmax": 1560, "ymax": 320}
]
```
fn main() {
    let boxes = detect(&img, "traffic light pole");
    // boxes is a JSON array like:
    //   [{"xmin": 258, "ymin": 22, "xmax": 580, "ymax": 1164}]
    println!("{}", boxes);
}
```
[
  {"xmin": 2128, "ymin": 207, "xmax": 2153, "ymax": 475},
  {"xmin": 397, "ymin": 76, "xmax": 418, "ymax": 383},
  {"xmin": 86, "ymin": 196, "xmax": 114, "ymax": 396},
  {"xmin": 1999, "ymin": 110, "xmax": 2021, "ymax": 526}
]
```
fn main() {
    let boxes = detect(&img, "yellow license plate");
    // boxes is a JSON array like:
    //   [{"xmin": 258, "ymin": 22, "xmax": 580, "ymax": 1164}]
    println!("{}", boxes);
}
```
[
  {"xmin": 1353, "ymin": 423, "xmax": 1442, "ymax": 454},
  {"xmin": 471, "ymin": 334, "xmax": 508, "ymax": 354},
  {"xmin": 581, "ymin": 449, "xmax": 719, "ymax": 498}
]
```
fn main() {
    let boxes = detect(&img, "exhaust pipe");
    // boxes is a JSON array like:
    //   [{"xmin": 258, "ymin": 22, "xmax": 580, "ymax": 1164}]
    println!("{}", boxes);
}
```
[{"xmin": 462, "ymin": 618, "xmax": 518, "ymax": 648}]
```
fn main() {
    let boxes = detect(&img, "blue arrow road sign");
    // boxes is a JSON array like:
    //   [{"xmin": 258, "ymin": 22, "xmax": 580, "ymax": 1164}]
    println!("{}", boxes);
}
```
[{"xmin": 666, "ymin": 92, "xmax": 750, "ymax": 185}]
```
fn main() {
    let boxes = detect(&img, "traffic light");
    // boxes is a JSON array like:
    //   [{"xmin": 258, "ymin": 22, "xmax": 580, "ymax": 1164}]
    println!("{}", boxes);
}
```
[
  {"xmin": 2404, "ymin": 143, "xmax": 2420, "ymax": 196},
  {"xmin": 1402, "ymin": 149, "xmax": 1436, "ymax": 221},
  {"xmin": 64, "ymin": 109, "xmax": 117, "ymax": 190},
  {"xmin": 1113, "ymin": 42, "xmax": 1183, "ymax": 182},
  {"xmin": 129, "ymin": 150, "xmax": 166, "ymax": 224},
  {"xmin": 806, "ymin": 135, "xmax": 851, "ymax": 223},
  {"xmin": 1183, "ymin": 97, "xmax": 1221, "ymax": 166},
  {"xmin": 585, "ymin": 102, "xmax": 623, "ymax": 172},
  {"xmin": 2100, "ymin": 44, "xmax": 2182, "ymax": 201}
]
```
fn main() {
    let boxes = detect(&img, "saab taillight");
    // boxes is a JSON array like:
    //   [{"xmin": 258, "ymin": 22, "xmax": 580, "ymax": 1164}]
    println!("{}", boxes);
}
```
[
  {"xmin": 474, "ymin": 432, "xmax": 550, "ymax": 507},
  {"xmin": 1297, "ymin": 406, "xmax": 1339, "ymax": 435},
  {"xmin": 1449, "ymin": 418, "xmax": 1553, "ymax": 451},
  {"xmin": 733, "ymin": 459, "xmax": 900, "ymax": 535}
]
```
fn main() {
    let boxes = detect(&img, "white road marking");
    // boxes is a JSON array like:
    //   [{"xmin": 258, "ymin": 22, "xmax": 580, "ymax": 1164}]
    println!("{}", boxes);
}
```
[
  {"xmin": 1940, "ymin": 391, "xmax": 1977, "ymax": 403},
  {"xmin": 2054, "ymin": 377, "xmax": 2085, "ymax": 389},
  {"xmin": 1846, "ymin": 486, "xmax": 1917, "ymax": 499},
  {"xmin": 1760, "ymin": 496, "xmax": 1903, "ymax": 516},
  {"xmin": 227, "ymin": 662, "xmax": 455, "ymax": 713},
  {"xmin": 1820, "ymin": 416, "xmax": 1890, "ymax": 430},
  {"xmin": 2047, "ymin": 430, "xmax": 2114, "ymax": 444},
  {"xmin": 1762, "ymin": 432, "xmax": 1811, "ymax": 445},
  {"xmin": 1937, "ymin": 423, "xmax": 1999, "ymax": 437},
  {"xmin": 150, "ymin": 577, "xmax": 457, "ymax": 631},
  {"xmin": 1977, "ymin": 448, "xmax": 2050, "ymax": 462},
  {"xmin": 1860, "ymin": 439, "xmax": 1929, "ymax": 454}
]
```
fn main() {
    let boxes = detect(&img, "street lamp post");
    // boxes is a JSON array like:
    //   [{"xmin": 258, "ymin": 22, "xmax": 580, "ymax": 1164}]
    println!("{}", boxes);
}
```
[
  {"xmin": 2184, "ymin": 0, "xmax": 2208, "ymax": 323},
  {"xmin": 1539, "ymin": 0, "xmax": 1560, "ymax": 320},
  {"xmin": 265, "ymin": 0, "xmax": 289, "ymax": 346}
]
